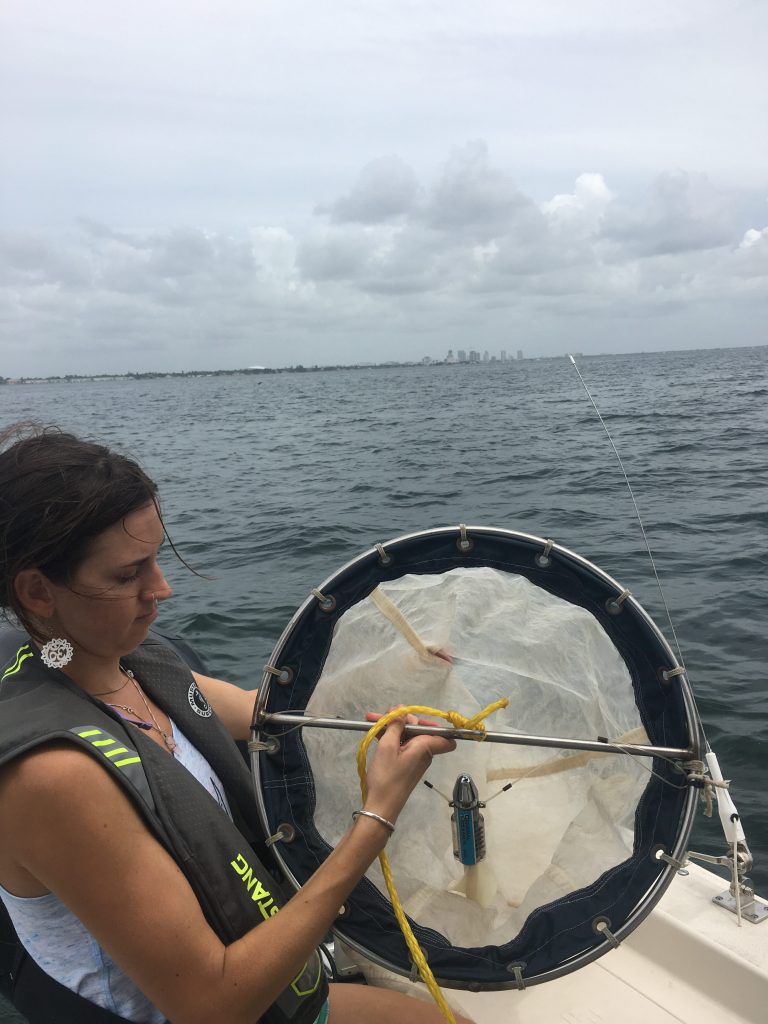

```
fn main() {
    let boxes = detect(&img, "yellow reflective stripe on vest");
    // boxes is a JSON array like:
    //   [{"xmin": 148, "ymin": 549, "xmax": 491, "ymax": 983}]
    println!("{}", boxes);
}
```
[
  {"xmin": 76, "ymin": 728, "xmax": 142, "ymax": 770},
  {"xmin": 1, "ymin": 644, "xmax": 34, "ymax": 682},
  {"xmin": 104, "ymin": 746, "xmax": 142, "ymax": 765}
]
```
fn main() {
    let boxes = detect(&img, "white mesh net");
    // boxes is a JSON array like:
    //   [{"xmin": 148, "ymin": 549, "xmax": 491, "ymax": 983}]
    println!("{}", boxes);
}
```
[{"xmin": 304, "ymin": 567, "xmax": 649, "ymax": 948}]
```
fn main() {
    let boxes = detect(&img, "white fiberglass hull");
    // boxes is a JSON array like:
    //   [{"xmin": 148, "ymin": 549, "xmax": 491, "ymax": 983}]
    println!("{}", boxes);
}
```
[{"xmin": 347, "ymin": 864, "xmax": 768, "ymax": 1024}]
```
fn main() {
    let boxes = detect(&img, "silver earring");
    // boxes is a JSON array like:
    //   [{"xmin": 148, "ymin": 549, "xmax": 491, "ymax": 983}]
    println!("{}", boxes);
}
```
[{"xmin": 39, "ymin": 637, "xmax": 74, "ymax": 669}]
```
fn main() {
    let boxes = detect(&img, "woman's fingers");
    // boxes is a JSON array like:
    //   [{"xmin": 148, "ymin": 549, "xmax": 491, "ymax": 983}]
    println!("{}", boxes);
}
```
[
  {"xmin": 372, "ymin": 711, "xmax": 457, "ymax": 757},
  {"xmin": 362, "ymin": 707, "xmax": 457, "ymax": 821},
  {"xmin": 365, "ymin": 708, "xmax": 456, "ymax": 753},
  {"xmin": 365, "ymin": 709, "xmax": 445, "ymax": 729},
  {"xmin": 375, "ymin": 714, "xmax": 408, "ymax": 747}
]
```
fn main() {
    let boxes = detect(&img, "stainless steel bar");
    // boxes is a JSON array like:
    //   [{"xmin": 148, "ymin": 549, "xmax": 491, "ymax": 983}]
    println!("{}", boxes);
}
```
[{"xmin": 255, "ymin": 711, "xmax": 694, "ymax": 760}]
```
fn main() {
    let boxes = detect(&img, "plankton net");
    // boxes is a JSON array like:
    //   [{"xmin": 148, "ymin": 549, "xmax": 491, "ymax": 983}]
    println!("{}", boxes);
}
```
[{"xmin": 251, "ymin": 527, "xmax": 702, "ymax": 989}]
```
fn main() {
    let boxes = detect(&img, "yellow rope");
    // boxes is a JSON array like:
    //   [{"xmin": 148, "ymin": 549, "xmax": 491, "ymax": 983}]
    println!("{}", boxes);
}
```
[{"xmin": 356, "ymin": 699, "xmax": 508, "ymax": 1024}]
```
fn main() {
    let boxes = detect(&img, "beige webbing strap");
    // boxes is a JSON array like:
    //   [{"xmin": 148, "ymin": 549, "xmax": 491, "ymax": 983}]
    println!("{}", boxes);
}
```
[
  {"xmin": 370, "ymin": 586, "xmax": 435, "ymax": 659},
  {"xmin": 487, "ymin": 726, "xmax": 650, "ymax": 781}
]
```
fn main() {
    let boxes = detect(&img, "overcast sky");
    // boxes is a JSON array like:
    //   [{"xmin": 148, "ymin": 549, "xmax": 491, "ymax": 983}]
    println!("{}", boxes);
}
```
[{"xmin": 1, "ymin": 0, "xmax": 766, "ymax": 375}]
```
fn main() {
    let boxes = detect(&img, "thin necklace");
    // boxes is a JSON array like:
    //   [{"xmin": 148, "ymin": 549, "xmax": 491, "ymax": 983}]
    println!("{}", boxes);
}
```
[
  {"xmin": 93, "ymin": 673, "xmax": 131, "ymax": 697},
  {"xmin": 108, "ymin": 667, "xmax": 177, "ymax": 755}
]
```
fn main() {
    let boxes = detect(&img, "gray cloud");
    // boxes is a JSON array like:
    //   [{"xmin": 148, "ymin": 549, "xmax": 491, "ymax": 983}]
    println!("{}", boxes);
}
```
[
  {"xmin": 422, "ymin": 141, "xmax": 535, "ymax": 238},
  {"xmin": 319, "ymin": 156, "xmax": 420, "ymax": 224},
  {"xmin": 305, "ymin": 152, "xmax": 767, "ymax": 317},
  {"xmin": 602, "ymin": 172, "xmax": 740, "ymax": 257},
  {"xmin": 1, "ymin": 145, "xmax": 765, "ymax": 376},
  {"xmin": 297, "ymin": 226, "xmax": 378, "ymax": 282}
]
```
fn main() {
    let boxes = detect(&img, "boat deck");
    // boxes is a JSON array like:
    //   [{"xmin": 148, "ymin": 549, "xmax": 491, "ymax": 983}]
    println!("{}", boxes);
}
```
[{"xmin": 354, "ymin": 864, "xmax": 768, "ymax": 1024}]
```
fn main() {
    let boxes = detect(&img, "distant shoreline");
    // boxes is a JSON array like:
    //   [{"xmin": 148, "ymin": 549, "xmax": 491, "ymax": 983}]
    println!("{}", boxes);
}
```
[
  {"xmin": 0, "ymin": 358, "xmax": 543, "ymax": 384},
  {"xmin": 2, "ymin": 344, "xmax": 765, "ymax": 385},
  {"xmin": 0, "ymin": 352, "xmax": 607, "ymax": 384}
]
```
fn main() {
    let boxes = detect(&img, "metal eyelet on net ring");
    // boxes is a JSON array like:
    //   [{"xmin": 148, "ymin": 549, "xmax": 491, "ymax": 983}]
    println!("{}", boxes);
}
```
[
  {"xmin": 311, "ymin": 588, "xmax": 337, "ymax": 613},
  {"xmin": 535, "ymin": 539, "xmax": 554, "ymax": 568},
  {"xmin": 264, "ymin": 823, "xmax": 296, "ymax": 846},
  {"xmin": 248, "ymin": 735, "xmax": 281, "ymax": 755},
  {"xmin": 657, "ymin": 665, "xmax": 685, "ymax": 687},
  {"xmin": 605, "ymin": 589, "xmax": 631, "ymax": 616},
  {"xmin": 456, "ymin": 523, "xmax": 474, "ymax": 553},
  {"xmin": 506, "ymin": 961, "xmax": 527, "ymax": 990},
  {"xmin": 263, "ymin": 664, "xmax": 295, "ymax": 685},
  {"xmin": 375, "ymin": 543, "xmax": 393, "ymax": 567},
  {"xmin": 592, "ymin": 917, "xmax": 620, "ymax": 949}
]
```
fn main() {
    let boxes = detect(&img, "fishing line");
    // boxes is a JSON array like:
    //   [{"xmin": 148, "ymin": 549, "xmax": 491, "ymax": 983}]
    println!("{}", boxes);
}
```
[
  {"xmin": 611, "ymin": 743, "xmax": 690, "ymax": 790},
  {"xmin": 568, "ymin": 354, "xmax": 720, "ymax": 775},
  {"xmin": 567, "ymin": 357, "xmax": 693, "ymax": 686}
]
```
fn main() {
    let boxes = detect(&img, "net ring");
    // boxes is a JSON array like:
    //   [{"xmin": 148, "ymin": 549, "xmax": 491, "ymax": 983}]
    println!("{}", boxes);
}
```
[{"xmin": 251, "ymin": 526, "xmax": 701, "ymax": 991}]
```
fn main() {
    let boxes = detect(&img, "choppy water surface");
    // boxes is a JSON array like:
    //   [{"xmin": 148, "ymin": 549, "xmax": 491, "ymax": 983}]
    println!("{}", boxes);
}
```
[{"xmin": 2, "ymin": 346, "xmax": 767, "ymax": 900}]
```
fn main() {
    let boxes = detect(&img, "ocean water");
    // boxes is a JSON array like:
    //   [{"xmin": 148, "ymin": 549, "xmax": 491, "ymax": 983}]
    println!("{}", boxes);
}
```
[{"xmin": 1, "ymin": 346, "xmax": 766, "ymax": 1017}]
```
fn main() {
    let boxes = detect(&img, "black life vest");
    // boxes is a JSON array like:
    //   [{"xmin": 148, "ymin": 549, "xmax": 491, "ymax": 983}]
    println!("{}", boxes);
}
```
[{"xmin": 0, "ymin": 630, "xmax": 329, "ymax": 1024}]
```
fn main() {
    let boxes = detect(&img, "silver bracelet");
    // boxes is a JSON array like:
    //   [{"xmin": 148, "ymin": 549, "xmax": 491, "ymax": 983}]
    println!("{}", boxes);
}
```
[{"xmin": 352, "ymin": 809, "xmax": 396, "ymax": 834}]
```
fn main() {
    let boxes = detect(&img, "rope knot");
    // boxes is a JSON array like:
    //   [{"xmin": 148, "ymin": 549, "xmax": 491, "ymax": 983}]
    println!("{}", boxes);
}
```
[{"xmin": 446, "ymin": 698, "xmax": 509, "ymax": 738}]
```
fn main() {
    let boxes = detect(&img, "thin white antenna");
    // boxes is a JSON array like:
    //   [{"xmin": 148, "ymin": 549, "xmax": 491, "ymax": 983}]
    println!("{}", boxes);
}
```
[{"xmin": 567, "ymin": 355, "xmax": 688, "ymax": 677}]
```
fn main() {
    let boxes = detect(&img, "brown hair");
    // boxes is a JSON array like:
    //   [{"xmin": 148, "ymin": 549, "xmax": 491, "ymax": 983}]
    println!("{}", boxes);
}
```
[{"xmin": 0, "ymin": 422, "xmax": 160, "ymax": 638}]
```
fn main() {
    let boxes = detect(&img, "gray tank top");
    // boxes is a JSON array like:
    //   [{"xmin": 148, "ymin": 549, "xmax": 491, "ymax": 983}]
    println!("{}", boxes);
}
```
[{"xmin": 0, "ymin": 718, "xmax": 231, "ymax": 1023}]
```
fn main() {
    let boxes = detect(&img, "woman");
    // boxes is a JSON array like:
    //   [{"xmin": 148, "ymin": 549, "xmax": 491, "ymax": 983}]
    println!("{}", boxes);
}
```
[{"xmin": 0, "ymin": 424, "xmax": 467, "ymax": 1024}]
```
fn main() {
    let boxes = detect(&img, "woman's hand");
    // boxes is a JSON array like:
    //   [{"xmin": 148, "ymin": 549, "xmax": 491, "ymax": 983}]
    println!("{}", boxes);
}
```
[{"xmin": 362, "ymin": 709, "xmax": 456, "ymax": 825}]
